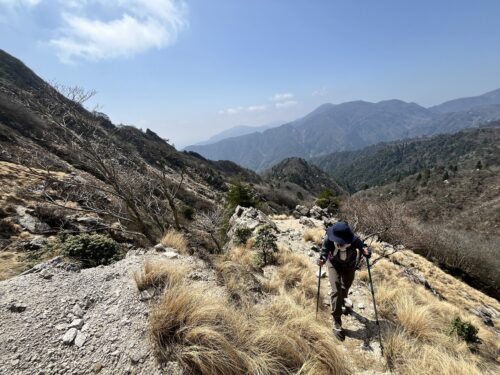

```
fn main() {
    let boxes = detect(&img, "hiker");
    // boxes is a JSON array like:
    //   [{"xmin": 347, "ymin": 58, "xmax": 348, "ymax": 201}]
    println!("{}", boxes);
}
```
[{"xmin": 316, "ymin": 221, "xmax": 371, "ymax": 341}]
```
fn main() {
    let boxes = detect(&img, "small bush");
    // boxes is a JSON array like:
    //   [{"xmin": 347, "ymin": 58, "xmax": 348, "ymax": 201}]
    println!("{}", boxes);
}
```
[
  {"xmin": 315, "ymin": 188, "xmax": 341, "ymax": 211},
  {"xmin": 253, "ymin": 225, "xmax": 278, "ymax": 268},
  {"xmin": 449, "ymin": 317, "xmax": 480, "ymax": 344},
  {"xmin": 226, "ymin": 181, "xmax": 258, "ymax": 212},
  {"xmin": 234, "ymin": 227, "xmax": 252, "ymax": 245},
  {"xmin": 161, "ymin": 230, "xmax": 188, "ymax": 254},
  {"xmin": 181, "ymin": 205, "xmax": 194, "ymax": 221},
  {"xmin": 57, "ymin": 233, "xmax": 122, "ymax": 268}
]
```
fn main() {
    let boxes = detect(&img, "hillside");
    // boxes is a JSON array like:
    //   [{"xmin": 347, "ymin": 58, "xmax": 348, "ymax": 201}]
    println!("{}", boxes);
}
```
[
  {"xmin": 0, "ymin": 49, "xmax": 302, "ymax": 277},
  {"xmin": 1, "ymin": 208, "xmax": 498, "ymax": 374},
  {"xmin": 311, "ymin": 123, "xmax": 500, "ymax": 192},
  {"xmin": 186, "ymin": 93, "xmax": 500, "ymax": 171},
  {"xmin": 262, "ymin": 157, "xmax": 345, "ymax": 196}
]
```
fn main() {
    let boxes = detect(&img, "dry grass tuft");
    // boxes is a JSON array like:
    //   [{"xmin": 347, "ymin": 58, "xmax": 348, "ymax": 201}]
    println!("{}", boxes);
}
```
[
  {"xmin": 264, "ymin": 250, "xmax": 318, "ymax": 302},
  {"xmin": 148, "ymin": 227, "xmax": 500, "ymax": 375},
  {"xmin": 302, "ymin": 226, "xmax": 324, "ymax": 245},
  {"xmin": 270, "ymin": 214, "xmax": 289, "ymax": 220},
  {"xmin": 368, "ymin": 255, "xmax": 500, "ymax": 374},
  {"xmin": 133, "ymin": 258, "xmax": 185, "ymax": 291},
  {"xmin": 149, "ymin": 280, "xmax": 351, "ymax": 375},
  {"xmin": 161, "ymin": 230, "xmax": 188, "ymax": 254},
  {"xmin": 0, "ymin": 251, "xmax": 27, "ymax": 281}
]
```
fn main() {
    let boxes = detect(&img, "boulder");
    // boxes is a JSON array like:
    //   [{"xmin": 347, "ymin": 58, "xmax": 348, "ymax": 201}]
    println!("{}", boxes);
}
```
[
  {"xmin": 295, "ymin": 205, "xmax": 309, "ymax": 216},
  {"xmin": 299, "ymin": 217, "xmax": 315, "ymax": 227},
  {"xmin": 227, "ymin": 206, "xmax": 277, "ymax": 239},
  {"xmin": 15, "ymin": 206, "xmax": 50, "ymax": 233},
  {"xmin": 309, "ymin": 205, "xmax": 326, "ymax": 219}
]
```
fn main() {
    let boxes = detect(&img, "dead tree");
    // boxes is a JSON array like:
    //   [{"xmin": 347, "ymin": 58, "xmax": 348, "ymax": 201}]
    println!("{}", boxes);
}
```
[
  {"xmin": 197, "ymin": 206, "xmax": 225, "ymax": 252},
  {"xmin": 14, "ymin": 83, "xmax": 185, "ymax": 243}
]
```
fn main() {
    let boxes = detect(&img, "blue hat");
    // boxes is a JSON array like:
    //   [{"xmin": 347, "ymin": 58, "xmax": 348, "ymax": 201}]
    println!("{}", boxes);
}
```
[{"xmin": 327, "ymin": 221, "xmax": 355, "ymax": 244}]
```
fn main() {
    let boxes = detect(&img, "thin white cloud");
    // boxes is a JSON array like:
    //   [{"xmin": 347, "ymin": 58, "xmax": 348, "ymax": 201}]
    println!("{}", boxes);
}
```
[
  {"xmin": 275, "ymin": 100, "xmax": 298, "ymax": 108},
  {"xmin": 219, "ymin": 104, "xmax": 266, "ymax": 115},
  {"xmin": 43, "ymin": 0, "xmax": 187, "ymax": 62},
  {"xmin": 0, "ymin": 0, "xmax": 41, "ymax": 7},
  {"xmin": 312, "ymin": 86, "xmax": 328, "ymax": 97},
  {"xmin": 270, "ymin": 92, "xmax": 294, "ymax": 102},
  {"xmin": 218, "ymin": 106, "xmax": 244, "ymax": 115},
  {"xmin": 246, "ymin": 105, "xmax": 266, "ymax": 112}
]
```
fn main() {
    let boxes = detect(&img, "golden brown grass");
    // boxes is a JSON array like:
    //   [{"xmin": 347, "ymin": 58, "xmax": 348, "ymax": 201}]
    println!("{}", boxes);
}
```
[
  {"xmin": 0, "ymin": 251, "xmax": 26, "ymax": 281},
  {"xmin": 133, "ymin": 258, "xmax": 186, "ymax": 291},
  {"xmin": 368, "ymin": 255, "xmax": 500, "ymax": 374},
  {"xmin": 264, "ymin": 250, "xmax": 318, "ymax": 302},
  {"xmin": 302, "ymin": 226, "xmax": 324, "ymax": 245},
  {"xmin": 270, "ymin": 214, "xmax": 289, "ymax": 220},
  {"xmin": 149, "ymin": 280, "xmax": 351, "ymax": 375},
  {"xmin": 146, "ymin": 227, "xmax": 500, "ymax": 375},
  {"xmin": 161, "ymin": 230, "xmax": 188, "ymax": 254}
]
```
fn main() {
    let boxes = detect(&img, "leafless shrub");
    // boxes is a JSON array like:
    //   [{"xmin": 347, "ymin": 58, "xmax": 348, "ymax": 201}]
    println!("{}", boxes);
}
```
[
  {"xmin": 196, "ymin": 206, "xmax": 225, "ymax": 252},
  {"xmin": 13, "ymin": 83, "xmax": 186, "ymax": 244}
]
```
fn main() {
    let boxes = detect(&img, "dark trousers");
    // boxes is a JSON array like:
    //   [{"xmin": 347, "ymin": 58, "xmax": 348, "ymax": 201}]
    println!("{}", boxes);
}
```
[{"xmin": 327, "ymin": 263, "xmax": 355, "ymax": 318}]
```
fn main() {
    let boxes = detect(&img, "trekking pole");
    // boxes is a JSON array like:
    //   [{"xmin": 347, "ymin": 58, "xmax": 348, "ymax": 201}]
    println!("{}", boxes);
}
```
[
  {"xmin": 316, "ymin": 264, "xmax": 322, "ymax": 319},
  {"xmin": 366, "ymin": 257, "xmax": 384, "ymax": 356}
]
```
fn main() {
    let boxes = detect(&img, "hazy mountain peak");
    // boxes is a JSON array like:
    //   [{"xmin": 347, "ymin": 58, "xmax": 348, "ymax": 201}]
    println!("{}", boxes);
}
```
[{"xmin": 430, "ymin": 88, "xmax": 500, "ymax": 114}]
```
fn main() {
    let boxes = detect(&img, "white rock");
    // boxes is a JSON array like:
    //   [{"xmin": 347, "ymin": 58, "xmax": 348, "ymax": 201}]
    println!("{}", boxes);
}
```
[
  {"xmin": 344, "ymin": 298, "xmax": 353, "ymax": 308},
  {"xmin": 153, "ymin": 243, "xmax": 166, "ymax": 252},
  {"xmin": 139, "ymin": 289, "xmax": 154, "ymax": 301},
  {"xmin": 74, "ymin": 332, "xmax": 87, "ymax": 348},
  {"xmin": 72, "ymin": 304, "xmax": 84, "ymax": 318},
  {"xmin": 55, "ymin": 323, "xmax": 68, "ymax": 331},
  {"xmin": 357, "ymin": 303, "xmax": 365, "ymax": 310},
  {"xmin": 69, "ymin": 319, "xmax": 84, "ymax": 329},
  {"xmin": 62, "ymin": 328, "xmax": 78, "ymax": 345},
  {"xmin": 163, "ymin": 251, "xmax": 179, "ymax": 260}
]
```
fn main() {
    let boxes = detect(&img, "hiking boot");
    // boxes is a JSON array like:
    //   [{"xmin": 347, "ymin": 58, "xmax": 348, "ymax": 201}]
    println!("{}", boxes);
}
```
[{"xmin": 332, "ymin": 316, "xmax": 345, "ymax": 341}]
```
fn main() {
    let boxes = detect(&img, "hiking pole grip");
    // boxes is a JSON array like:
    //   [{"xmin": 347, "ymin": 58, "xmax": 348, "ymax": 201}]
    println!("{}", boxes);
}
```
[
  {"xmin": 366, "ymin": 258, "xmax": 384, "ymax": 356},
  {"xmin": 316, "ymin": 264, "xmax": 322, "ymax": 319}
]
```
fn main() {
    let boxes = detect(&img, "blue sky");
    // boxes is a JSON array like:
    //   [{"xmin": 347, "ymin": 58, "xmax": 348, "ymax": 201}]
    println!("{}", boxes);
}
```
[{"xmin": 1, "ymin": 0, "xmax": 500, "ymax": 147}]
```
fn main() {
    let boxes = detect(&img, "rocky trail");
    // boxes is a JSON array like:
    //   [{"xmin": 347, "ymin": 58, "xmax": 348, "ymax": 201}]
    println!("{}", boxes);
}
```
[{"xmin": 0, "ymin": 247, "xmax": 220, "ymax": 375}]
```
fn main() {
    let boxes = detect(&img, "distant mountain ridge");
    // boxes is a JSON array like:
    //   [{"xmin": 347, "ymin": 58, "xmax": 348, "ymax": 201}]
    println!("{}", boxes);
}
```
[
  {"xmin": 193, "ymin": 121, "xmax": 282, "ymax": 146},
  {"xmin": 186, "ymin": 90, "xmax": 500, "ymax": 171},
  {"xmin": 430, "ymin": 88, "xmax": 500, "ymax": 114}
]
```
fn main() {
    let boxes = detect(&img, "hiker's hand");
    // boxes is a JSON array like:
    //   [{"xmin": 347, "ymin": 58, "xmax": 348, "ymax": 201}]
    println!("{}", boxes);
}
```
[
  {"xmin": 316, "ymin": 258, "xmax": 325, "ymax": 266},
  {"xmin": 362, "ymin": 246, "xmax": 371, "ymax": 258}
]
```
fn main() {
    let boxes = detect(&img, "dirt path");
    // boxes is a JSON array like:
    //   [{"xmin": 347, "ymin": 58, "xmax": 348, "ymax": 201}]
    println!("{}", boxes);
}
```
[{"xmin": 0, "ymin": 248, "xmax": 220, "ymax": 375}]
